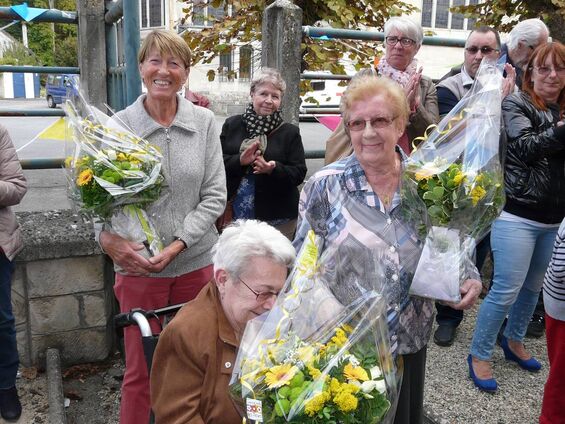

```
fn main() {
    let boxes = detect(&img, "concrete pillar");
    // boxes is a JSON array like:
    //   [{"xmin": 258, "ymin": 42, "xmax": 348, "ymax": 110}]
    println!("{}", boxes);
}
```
[
  {"xmin": 77, "ymin": 0, "xmax": 107, "ymax": 110},
  {"xmin": 261, "ymin": 0, "xmax": 302, "ymax": 126}
]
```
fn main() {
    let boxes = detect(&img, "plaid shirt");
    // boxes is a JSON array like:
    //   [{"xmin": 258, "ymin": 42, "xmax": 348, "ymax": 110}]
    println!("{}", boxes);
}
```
[{"xmin": 294, "ymin": 153, "xmax": 434, "ymax": 356}]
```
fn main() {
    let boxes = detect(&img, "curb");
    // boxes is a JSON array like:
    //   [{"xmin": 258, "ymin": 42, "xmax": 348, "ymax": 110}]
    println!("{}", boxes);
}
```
[{"xmin": 46, "ymin": 348, "xmax": 67, "ymax": 424}]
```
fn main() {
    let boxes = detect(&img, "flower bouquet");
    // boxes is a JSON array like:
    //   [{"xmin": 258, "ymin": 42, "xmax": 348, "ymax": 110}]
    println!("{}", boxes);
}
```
[
  {"xmin": 229, "ymin": 231, "xmax": 397, "ymax": 423},
  {"xmin": 402, "ymin": 59, "xmax": 505, "ymax": 302},
  {"xmin": 64, "ymin": 91, "xmax": 165, "ymax": 256}
]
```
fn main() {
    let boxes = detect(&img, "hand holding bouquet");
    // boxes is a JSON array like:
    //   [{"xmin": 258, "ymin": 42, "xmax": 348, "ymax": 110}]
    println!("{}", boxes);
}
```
[
  {"xmin": 402, "ymin": 59, "xmax": 505, "ymax": 302},
  {"xmin": 64, "ymin": 92, "xmax": 165, "ymax": 256},
  {"xmin": 230, "ymin": 232, "xmax": 397, "ymax": 423}
]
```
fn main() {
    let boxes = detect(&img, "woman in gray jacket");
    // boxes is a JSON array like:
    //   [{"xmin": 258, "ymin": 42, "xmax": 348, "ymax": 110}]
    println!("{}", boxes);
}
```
[
  {"xmin": 97, "ymin": 30, "xmax": 226, "ymax": 424},
  {"xmin": 0, "ymin": 124, "xmax": 27, "ymax": 421}
]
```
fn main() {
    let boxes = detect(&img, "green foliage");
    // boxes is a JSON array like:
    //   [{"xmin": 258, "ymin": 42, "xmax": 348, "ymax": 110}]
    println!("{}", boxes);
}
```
[
  {"xmin": 451, "ymin": 0, "xmax": 564, "ymax": 41},
  {"xmin": 181, "ymin": 0, "xmax": 418, "ymax": 83},
  {"xmin": 0, "ymin": 42, "xmax": 42, "ymax": 65},
  {"xmin": 0, "ymin": 0, "xmax": 77, "ymax": 66}
]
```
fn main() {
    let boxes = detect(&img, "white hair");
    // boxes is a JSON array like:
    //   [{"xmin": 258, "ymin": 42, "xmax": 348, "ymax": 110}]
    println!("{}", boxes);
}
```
[
  {"xmin": 250, "ymin": 67, "xmax": 287, "ymax": 96},
  {"xmin": 384, "ymin": 17, "xmax": 424, "ymax": 47},
  {"xmin": 507, "ymin": 19, "xmax": 549, "ymax": 50},
  {"xmin": 212, "ymin": 219, "xmax": 296, "ymax": 277}
]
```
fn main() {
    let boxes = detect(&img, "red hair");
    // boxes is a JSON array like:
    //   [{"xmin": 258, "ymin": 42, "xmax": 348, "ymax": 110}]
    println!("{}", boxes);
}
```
[{"xmin": 522, "ymin": 41, "xmax": 565, "ymax": 115}]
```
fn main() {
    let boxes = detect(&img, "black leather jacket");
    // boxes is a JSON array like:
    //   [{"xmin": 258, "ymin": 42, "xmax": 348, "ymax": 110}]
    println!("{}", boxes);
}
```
[{"xmin": 501, "ymin": 91, "xmax": 565, "ymax": 224}]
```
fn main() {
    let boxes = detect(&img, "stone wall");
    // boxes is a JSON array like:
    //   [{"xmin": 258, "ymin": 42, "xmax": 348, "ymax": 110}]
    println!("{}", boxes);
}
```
[{"xmin": 13, "ymin": 210, "xmax": 115, "ymax": 367}]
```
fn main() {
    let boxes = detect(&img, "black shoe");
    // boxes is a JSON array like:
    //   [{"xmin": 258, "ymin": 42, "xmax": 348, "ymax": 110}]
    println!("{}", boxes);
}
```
[
  {"xmin": 434, "ymin": 324, "xmax": 457, "ymax": 347},
  {"xmin": 526, "ymin": 314, "xmax": 545, "ymax": 338},
  {"xmin": 0, "ymin": 386, "xmax": 22, "ymax": 421}
]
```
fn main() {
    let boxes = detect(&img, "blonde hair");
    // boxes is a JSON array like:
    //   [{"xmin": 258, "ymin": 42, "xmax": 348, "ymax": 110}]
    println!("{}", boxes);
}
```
[
  {"xmin": 340, "ymin": 75, "xmax": 409, "ymax": 129},
  {"xmin": 138, "ymin": 30, "xmax": 192, "ymax": 68}
]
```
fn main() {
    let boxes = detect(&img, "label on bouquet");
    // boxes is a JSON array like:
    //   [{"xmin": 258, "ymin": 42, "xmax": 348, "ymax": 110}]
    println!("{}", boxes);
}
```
[
  {"xmin": 410, "ymin": 226, "xmax": 462, "ymax": 302},
  {"xmin": 246, "ymin": 398, "xmax": 263, "ymax": 422}
]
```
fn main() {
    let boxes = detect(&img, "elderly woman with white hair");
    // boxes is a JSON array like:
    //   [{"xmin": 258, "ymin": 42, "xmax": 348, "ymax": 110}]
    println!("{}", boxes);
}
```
[
  {"xmin": 151, "ymin": 219, "xmax": 296, "ymax": 423},
  {"xmin": 220, "ymin": 67, "xmax": 307, "ymax": 239},
  {"xmin": 325, "ymin": 16, "xmax": 439, "ymax": 162}
]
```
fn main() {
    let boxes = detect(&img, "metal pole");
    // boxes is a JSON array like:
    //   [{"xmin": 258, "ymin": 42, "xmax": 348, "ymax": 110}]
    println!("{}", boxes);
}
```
[
  {"xmin": 105, "ymin": 23, "xmax": 119, "ymax": 111},
  {"xmin": 122, "ymin": 0, "xmax": 141, "ymax": 107}
]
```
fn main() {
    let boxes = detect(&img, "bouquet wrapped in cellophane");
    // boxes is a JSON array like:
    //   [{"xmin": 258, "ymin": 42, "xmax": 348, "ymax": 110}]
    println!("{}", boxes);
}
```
[
  {"xmin": 402, "ymin": 59, "xmax": 505, "ymax": 302},
  {"xmin": 64, "ymin": 90, "xmax": 165, "ymax": 256},
  {"xmin": 229, "ymin": 231, "xmax": 398, "ymax": 423}
]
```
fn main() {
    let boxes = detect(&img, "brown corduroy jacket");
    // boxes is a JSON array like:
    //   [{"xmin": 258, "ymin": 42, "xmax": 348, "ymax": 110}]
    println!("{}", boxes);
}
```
[
  {"xmin": 150, "ymin": 281, "xmax": 241, "ymax": 424},
  {"xmin": 0, "ymin": 125, "xmax": 27, "ymax": 261}
]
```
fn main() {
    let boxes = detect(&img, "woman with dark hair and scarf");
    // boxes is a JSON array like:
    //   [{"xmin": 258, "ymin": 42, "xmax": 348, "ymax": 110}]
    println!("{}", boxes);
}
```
[{"xmin": 220, "ymin": 68, "xmax": 307, "ymax": 239}]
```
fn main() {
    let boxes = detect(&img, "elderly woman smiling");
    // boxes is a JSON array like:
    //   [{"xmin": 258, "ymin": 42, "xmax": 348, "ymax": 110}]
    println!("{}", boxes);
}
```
[
  {"xmin": 220, "ymin": 68, "xmax": 306, "ymax": 239},
  {"xmin": 97, "ymin": 30, "xmax": 226, "ymax": 424},
  {"xmin": 325, "ymin": 16, "xmax": 439, "ymax": 163},
  {"xmin": 150, "ymin": 220, "xmax": 296, "ymax": 424},
  {"xmin": 294, "ymin": 75, "xmax": 481, "ymax": 424}
]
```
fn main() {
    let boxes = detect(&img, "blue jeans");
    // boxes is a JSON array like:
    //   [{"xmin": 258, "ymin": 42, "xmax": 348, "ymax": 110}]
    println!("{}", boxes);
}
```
[
  {"xmin": 470, "ymin": 218, "xmax": 557, "ymax": 361},
  {"xmin": 0, "ymin": 253, "xmax": 19, "ymax": 389}
]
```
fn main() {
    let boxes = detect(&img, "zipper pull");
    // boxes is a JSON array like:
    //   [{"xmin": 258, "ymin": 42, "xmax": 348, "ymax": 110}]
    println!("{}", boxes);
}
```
[{"xmin": 165, "ymin": 128, "xmax": 171, "ymax": 143}]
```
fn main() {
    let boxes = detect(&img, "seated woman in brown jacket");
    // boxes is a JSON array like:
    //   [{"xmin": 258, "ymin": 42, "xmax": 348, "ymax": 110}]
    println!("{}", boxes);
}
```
[{"xmin": 150, "ymin": 220, "xmax": 296, "ymax": 423}]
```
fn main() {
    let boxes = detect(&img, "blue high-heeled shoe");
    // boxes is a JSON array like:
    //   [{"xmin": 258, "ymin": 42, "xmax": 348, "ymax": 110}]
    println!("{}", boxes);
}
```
[
  {"xmin": 499, "ymin": 335, "xmax": 541, "ymax": 372},
  {"xmin": 467, "ymin": 354, "xmax": 497, "ymax": 393}
]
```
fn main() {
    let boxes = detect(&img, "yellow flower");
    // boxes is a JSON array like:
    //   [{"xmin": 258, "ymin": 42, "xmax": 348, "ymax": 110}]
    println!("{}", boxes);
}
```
[
  {"xmin": 340, "ymin": 382, "xmax": 360, "ymax": 394},
  {"xmin": 329, "ymin": 377, "xmax": 341, "ymax": 396},
  {"xmin": 470, "ymin": 185, "xmax": 487, "ymax": 206},
  {"xmin": 333, "ymin": 390, "xmax": 358, "ymax": 413},
  {"xmin": 77, "ymin": 169, "xmax": 93, "ymax": 186},
  {"xmin": 343, "ymin": 363, "xmax": 369, "ymax": 382},
  {"xmin": 304, "ymin": 392, "xmax": 329, "ymax": 417},
  {"xmin": 307, "ymin": 364, "xmax": 321, "ymax": 379},
  {"xmin": 341, "ymin": 324, "xmax": 354, "ymax": 334},
  {"xmin": 330, "ymin": 328, "xmax": 348, "ymax": 347},
  {"xmin": 453, "ymin": 171, "xmax": 466, "ymax": 185},
  {"xmin": 296, "ymin": 346, "xmax": 316, "ymax": 364},
  {"xmin": 264, "ymin": 364, "xmax": 298, "ymax": 389},
  {"xmin": 64, "ymin": 156, "xmax": 73, "ymax": 168},
  {"xmin": 117, "ymin": 152, "xmax": 128, "ymax": 161}
]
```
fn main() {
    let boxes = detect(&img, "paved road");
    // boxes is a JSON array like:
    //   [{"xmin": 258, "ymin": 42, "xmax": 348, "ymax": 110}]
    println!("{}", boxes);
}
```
[{"xmin": 3, "ymin": 98, "xmax": 332, "ymax": 212}]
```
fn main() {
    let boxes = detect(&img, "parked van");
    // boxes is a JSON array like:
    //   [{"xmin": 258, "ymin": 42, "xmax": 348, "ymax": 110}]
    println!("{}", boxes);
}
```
[{"xmin": 46, "ymin": 74, "xmax": 78, "ymax": 108}]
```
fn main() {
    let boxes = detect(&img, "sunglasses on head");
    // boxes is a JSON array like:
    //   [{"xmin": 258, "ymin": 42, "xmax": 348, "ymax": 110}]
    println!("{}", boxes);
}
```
[{"xmin": 465, "ymin": 46, "xmax": 500, "ymax": 55}]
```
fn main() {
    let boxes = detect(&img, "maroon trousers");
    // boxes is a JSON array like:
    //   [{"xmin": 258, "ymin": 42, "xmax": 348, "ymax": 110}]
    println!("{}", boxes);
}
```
[
  {"xmin": 540, "ymin": 314, "xmax": 565, "ymax": 424},
  {"xmin": 114, "ymin": 265, "xmax": 213, "ymax": 424}
]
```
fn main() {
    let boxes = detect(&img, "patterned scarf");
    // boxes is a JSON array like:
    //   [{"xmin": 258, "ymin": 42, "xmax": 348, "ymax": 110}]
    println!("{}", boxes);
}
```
[
  {"xmin": 377, "ymin": 57, "xmax": 418, "ymax": 88},
  {"xmin": 242, "ymin": 103, "xmax": 283, "ymax": 137}
]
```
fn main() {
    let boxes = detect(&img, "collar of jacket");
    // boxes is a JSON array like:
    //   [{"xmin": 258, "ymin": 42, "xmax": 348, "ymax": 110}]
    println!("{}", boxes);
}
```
[
  {"xmin": 209, "ymin": 282, "xmax": 239, "ymax": 348},
  {"xmin": 123, "ymin": 93, "xmax": 198, "ymax": 138}
]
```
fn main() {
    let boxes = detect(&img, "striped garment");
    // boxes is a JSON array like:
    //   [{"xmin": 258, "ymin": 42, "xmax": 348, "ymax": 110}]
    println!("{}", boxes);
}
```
[
  {"xmin": 543, "ymin": 218, "xmax": 565, "ymax": 321},
  {"xmin": 293, "ymin": 152, "xmax": 435, "ymax": 356}
]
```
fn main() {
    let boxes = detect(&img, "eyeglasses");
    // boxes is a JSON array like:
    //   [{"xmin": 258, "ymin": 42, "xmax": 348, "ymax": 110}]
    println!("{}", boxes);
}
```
[
  {"xmin": 464, "ymin": 46, "xmax": 500, "ymax": 55},
  {"xmin": 533, "ymin": 66, "xmax": 565, "ymax": 76},
  {"xmin": 345, "ymin": 116, "xmax": 397, "ymax": 132},
  {"xmin": 385, "ymin": 36, "xmax": 416, "ymax": 47},
  {"xmin": 237, "ymin": 276, "xmax": 279, "ymax": 303}
]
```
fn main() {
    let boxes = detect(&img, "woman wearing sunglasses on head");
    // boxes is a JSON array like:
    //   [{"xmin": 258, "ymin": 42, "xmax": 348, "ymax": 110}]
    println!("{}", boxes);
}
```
[{"xmin": 325, "ymin": 16, "xmax": 439, "ymax": 163}]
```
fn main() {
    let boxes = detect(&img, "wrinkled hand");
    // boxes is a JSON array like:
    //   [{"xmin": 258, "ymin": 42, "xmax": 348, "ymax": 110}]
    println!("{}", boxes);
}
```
[
  {"xmin": 240, "ymin": 141, "xmax": 261, "ymax": 166},
  {"xmin": 447, "ymin": 279, "xmax": 482, "ymax": 310},
  {"xmin": 501, "ymin": 63, "xmax": 516, "ymax": 98},
  {"xmin": 147, "ymin": 240, "xmax": 186, "ymax": 273},
  {"xmin": 253, "ymin": 155, "xmax": 276, "ymax": 175},
  {"xmin": 405, "ymin": 67, "xmax": 422, "ymax": 112},
  {"xmin": 99, "ymin": 231, "xmax": 153, "ymax": 276}
]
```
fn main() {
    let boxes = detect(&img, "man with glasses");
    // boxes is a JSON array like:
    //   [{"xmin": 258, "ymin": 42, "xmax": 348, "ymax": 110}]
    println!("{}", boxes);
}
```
[
  {"xmin": 433, "ymin": 26, "xmax": 516, "ymax": 347},
  {"xmin": 503, "ymin": 18, "xmax": 550, "ymax": 88}
]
